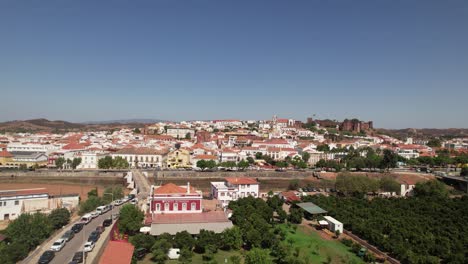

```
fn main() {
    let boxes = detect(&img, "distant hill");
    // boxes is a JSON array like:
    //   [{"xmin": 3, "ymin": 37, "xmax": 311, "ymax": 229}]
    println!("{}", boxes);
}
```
[
  {"xmin": 376, "ymin": 128, "xmax": 468, "ymax": 140},
  {"xmin": 0, "ymin": 118, "xmax": 155, "ymax": 133},
  {"xmin": 83, "ymin": 119, "xmax": 166, "ymax": 125}
]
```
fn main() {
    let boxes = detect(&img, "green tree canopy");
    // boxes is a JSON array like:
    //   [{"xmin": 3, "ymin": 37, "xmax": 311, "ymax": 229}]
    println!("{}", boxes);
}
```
[
  {"xmin": 244, "ymin": 248, "xmax": 273, "ymax": 264},
  {"xmin": 119, "ymin": 204, "xmax": 144, "ymax": 235},
  {"xmin": 48, "ymin": 208, "xmax": 71, "ymax": 229}
]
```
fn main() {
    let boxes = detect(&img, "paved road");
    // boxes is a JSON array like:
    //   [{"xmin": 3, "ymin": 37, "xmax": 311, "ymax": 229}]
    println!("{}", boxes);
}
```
[
  {"xmin": 32, "ymin": 206, "xmax": 120, "ymax": 264},
  {"xmin": 132, "ymin": 169, "xmax": 151, "ymax": 200}
]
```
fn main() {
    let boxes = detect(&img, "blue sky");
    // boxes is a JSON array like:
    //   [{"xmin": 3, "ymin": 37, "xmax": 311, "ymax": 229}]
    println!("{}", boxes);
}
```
[{"xmin": 1, "ymin": 0, "xmax": 467, "ymax": 128}]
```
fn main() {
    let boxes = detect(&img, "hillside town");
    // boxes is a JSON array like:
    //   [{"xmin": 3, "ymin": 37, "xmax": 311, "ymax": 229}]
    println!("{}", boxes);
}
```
[{"xmin": 0, "ymin": 116, "xmax": 467, "ymax": 264}]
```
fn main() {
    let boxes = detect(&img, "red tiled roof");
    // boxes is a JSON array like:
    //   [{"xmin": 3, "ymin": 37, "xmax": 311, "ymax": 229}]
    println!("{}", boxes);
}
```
[
  {"xmin": 281, "ymin": 191, "xmax": 301, "ymax": 202},
  {"xmin": 151, "ymin": 211, "xmax": 231, "ymax": 224},
  {"xmin": 99, "ymin": 241, "xmax": 134, "ymax": 264},
  {"xmin": 154, "ymin": 183, "xmax": 197, "ymax": 194},
  {"xmin": 193, "ymin": 154, "xmax": 217, "ymax": 160},
  {"xmin": 62, "ymin": 142, "xmax": 86, "ymax": 150},
  {"xmin": 0, "ymin": 149, "xmax": 13, "ymax": 158},
  {"xmin": 225, "ymin": 177, "xmax": 258, "ymax": 185}
]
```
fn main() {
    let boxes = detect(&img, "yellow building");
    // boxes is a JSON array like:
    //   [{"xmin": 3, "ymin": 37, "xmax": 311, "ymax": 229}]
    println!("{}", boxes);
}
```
[
  {"xmin": 166, "ymin": 148, "xmax": 192, "ymax": 168},
  {"xmin": 0, "ymin": 149, "xmax": 14, "ymax": 167}
]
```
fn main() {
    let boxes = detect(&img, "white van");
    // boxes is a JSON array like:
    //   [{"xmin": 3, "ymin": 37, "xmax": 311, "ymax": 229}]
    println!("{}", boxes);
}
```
[
  {"xmin": 80, "ymin": 214, "xmax": 92, "ymax": 224},
  {"xmin": 96, "ymin": 206, "xmax": 107, "ymax": 215}
]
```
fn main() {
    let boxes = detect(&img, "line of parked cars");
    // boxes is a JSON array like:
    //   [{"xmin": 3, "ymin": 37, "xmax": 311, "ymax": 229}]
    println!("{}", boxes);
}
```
[{"xmin": 38, "ymin": 201, "xmax": 122, "ymax": 264}]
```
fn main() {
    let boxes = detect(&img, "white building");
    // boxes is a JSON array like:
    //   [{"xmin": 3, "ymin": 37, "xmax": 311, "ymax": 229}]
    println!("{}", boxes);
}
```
[
  {"xmin": 7, "ymin": 143, "xmax": 60, "ymax": 154},
  {"xmin": 0, "ymin": 188, "xmax": 79, "ymax": 221},
  {"xmin": 111, "ymin": 147, "xmax": 169, "ymax": 168},
  {"xmin": 211, "ymin": 177, "xmax": 259, "ymax": 207},
  {"xmin": 323, "ymin": 216, "xmax": 343, "ymax": 234},
  {"xmin": 166, "ymin": 127, "xmax": 195, "ymax": 139},
  {"xmin": 77, "ymin": 151, "xmax": 108, "ymax": 169}
]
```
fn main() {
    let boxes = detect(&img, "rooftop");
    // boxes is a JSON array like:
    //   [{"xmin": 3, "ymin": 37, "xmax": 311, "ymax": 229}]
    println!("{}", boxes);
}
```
[
  {"xmin": 99, "ymin": 241, "xmax": 135, "ymax": 264},
  {"xmin": 225, "ymin": 177, "xmax": 258, "ymax": 185},
  {"xmin": 296, "ymin": 202, "xmax": 328, "ymax": 214}
]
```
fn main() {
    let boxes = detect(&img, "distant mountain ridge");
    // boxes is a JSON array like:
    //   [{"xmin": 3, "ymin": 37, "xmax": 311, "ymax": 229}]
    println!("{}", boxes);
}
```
[
  {"xmin": 0, "ymin": 118, "xmax": 159, "ymax": 133},
  {"xmin": 83, "ymin": 118, "xmax": 166, "ymax": 124}
]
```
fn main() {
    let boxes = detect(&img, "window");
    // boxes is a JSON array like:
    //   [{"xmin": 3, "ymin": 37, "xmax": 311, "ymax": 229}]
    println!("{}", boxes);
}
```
[
  {"xmin": 156, "ymin": 203, "xmax": 160, "ymax": 211},
  {"xmin": 220, "ymin": 192, "xmax": 225, "ymax": 197},
  {"xmin": 182, "ymin": 203, "xmax": 187, "ymax": 211},
  {"xmin": 173, "ymin": 203, "xmax": 178, "ymax": 211},
  {"xmin": 241, "ymin": 185, "xmax": 245, "ymax": 189},
  {"xmin": 247, "ymin": 184, "xmax": 250, "ymax": 188},
  {"xmin": 191, "ymin": 202, "xmax": 196, "ymax": 210},
  {"xmin": 15, "ymin": 200, "xmax": 19, "ymax": 205},
  {"xmin": 164, "ymin": 203, "xmax": 169, "ymax": 211}
]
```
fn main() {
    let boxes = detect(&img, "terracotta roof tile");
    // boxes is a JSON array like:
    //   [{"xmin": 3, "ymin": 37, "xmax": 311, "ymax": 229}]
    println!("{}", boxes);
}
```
[
  {"xmin": 154, "ymin": 183, "xmax": 197, "ymax": 194},
  {"xmin": 225, "ymin": 177, "xmax": 258, "ymax": 185}
]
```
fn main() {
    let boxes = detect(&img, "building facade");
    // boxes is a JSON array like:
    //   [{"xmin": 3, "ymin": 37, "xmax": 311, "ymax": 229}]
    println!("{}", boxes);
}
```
[
  {"xmin": 149, "ymin": 183, "xmax": 202, "ymax": 214},
  {"xmin": 211, "ymin": 177, "xmax": 259, "ymax": 207}
]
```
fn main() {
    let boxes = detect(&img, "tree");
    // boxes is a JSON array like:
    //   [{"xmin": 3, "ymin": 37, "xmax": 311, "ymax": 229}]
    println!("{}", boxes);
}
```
[
  {"xmin": 414, "ymin": 180, "xmax": 448, "ymax": 198},
  {"xmin": 79, "ymin": 195, "xmax": 102, "ymax": 215},
  {"xmin": 381, "ymin": 149, "xmax": 398, "ymax": 170},
  {"xmin": 247, "ymin": 156, "xmax": 255, "ymax": 164},
  {"xmin": 316, "ymin": 144, "xmax": 330, "ymax": 152},
  {"xmin": 461, "ymin": 167, "xmax": 468, "ymax": 177},
  {"xmin": 130, "ymin": 234, "xmax": 155, "ymax": 251},
  {"xmin": 178, "ymin": 247, "xmax": 193, "ymax": 264},
  {"xmin": 244, "ymin": 248, "xmax": 273, "ymax": 264},
  {"xmin": 427, "ymin": 138, "xmax": 442, "ymax": 148},
  {"xmin": 255, "ymin": 152, "xmax": 263, "ymax": 159},
  {"xmin": 112, "ymin": 156, "xmax": 130, "ymax": 169},
  {"xmin": 119, "ymin": 204, "xmax": 144, "ymax": 235},
  {"xmin": 237, "ymin": 160, "xmax": 250, "ymax": 170},
  {"xmin": 98, "ymin": 156, "xmax": 114, "ymax": 169},
  {"xmin": 194, "ymin": 229, "xmax": 219, "ymax": 254},
  {"xmin": 71, "ymin": 157, "xmax": 82, "ymax": 170},
  {"xmin": 174, "ymin": 231, "xmax": 195, "ymax": 249},
  {"xmin": 133, "ymin": 128, "xmax": 141, "ymax": 134},
  {"xmin": 221, "ymin": 226, "xmax": 243, "ymax": 250},
  {"xmin": 206, "ymin": 160, "xmax": 217, "ymax": 169},
  {"xmin": 379, "ymin": 176, "xmax": 401, "ymax": 194},
  {"xmin": 6, "ymin": 213, "xmax": 53, "ymax": 253},
  {"xmin": 152, "ymin": 247, "xmax": 169, "ymax": 264},
  {"xmin": 196, "ymin": 160, "xmax": 207, "ymax": 171},
  {"xmin": 288, "ymin": 207, "xmax": 303, "ymax": 224},
  {"xmin": 335, "ymin": 174, "xmax": 379, "ymax": 197},
  {"xmin": 102, "ymin": 186, "xmax": 124, "ymax": 204},
  {"xmin": 48, "ymin": 208, "xmax": 71, "ymax": 229},
  {"xmin": 301, "ymin": 152, "xmax": 310, "ymax": 163},
  {"xmin": 55, "ymin": 157, "xmax": 66, "ymax": 169},
  {"xmin": 185, "ymin": 133, "xmax": 191, "ymax": 139}
]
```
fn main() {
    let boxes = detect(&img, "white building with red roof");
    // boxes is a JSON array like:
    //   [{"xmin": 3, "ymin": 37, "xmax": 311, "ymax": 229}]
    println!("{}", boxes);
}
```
[
  {"xmin": 149, "ymin": 183, "xmax": 202, "ymax": 214},
  {"xmin": 210, "ymin": 177, "xmax": 259, "ymax": 207},
  {"xmin": 147, "ymin": 183, "xmax": 233, "ymax": 235}
]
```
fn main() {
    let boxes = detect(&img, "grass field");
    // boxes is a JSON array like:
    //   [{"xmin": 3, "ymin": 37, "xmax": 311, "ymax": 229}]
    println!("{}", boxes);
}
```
[
  {"xmin": 138, "ymin": 224, "xmax": 363, "ymax": 264},
  {"xmin": 279, "ymin": 224, "xmax": 364, "ymax": 264}
]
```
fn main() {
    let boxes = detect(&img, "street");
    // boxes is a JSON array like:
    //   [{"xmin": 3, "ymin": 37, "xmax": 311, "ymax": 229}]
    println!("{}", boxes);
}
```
[
  {"xmin": 31, "ymin": 206, "xmax": 121, "ymax": 264},
  {"xmin": 132, "ymin": 169, "xmax": 151, "ymax": 200}
]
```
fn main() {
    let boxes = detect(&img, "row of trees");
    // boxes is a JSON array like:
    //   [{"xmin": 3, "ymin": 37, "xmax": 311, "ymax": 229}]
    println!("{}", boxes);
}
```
[
  {"xmin": 316, "ymin": 148, "xmax": 400, "ymax": 172},
  {"xmin": 306, "ymin": 181, "xmax": 468, "ymax": 263},
  {"xmin": 98, "ymin": 156, "xmax": 130, "ymax": 169},
  {"xmin": 55, "ymin": 157, "xmax": 82, "ymax": 170},
  {"xmin": 406, "ymin": 154, "xmax": 468, "ymax": 167},
  {"xmin": 79, "ymin": 186, "xmax": 124, "ymax": 215},
  {"xmin": 335, "ymin": 173, "xmax": 401, "ymax": 197},
  {"xmin": 0, "ymin": 208, "xmax": 71, "ymax": 264}
]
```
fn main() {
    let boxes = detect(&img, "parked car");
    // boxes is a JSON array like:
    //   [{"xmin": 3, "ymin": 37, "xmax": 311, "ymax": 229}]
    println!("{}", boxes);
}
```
[
  {"xmin": 90, "ymin": 211, "xmax": 100, "ymax": 218},
  {"xmin": 72, "ymin": 251, "xmax": 86, "ymax": 263},
  {"xmin": 112, "ymin": 213, "xmax": 120, "ymax": 220},
  {"xmin": 72, "ymin": 223, "xmax": 84, "ymax": 233},
  {"xmin": 95, "ymin": 225, "xmax": 105, "ymax": 234},
  {"xmin": 114, "ymin": 199, "xmax": 123, "ymax": 206},
  {"xmin": 88, "ymin": 230, "xmax": 100, "ymax": 243},
  {"xmin": 134, "ymin": 248, "xmax": 148, "ymax": 260},
  {"xmin": 130, "ymin": 198, "xmax": 137, "ymax": 205},
  {"xmin": 102, "ymin": 218, "xmax": 112, "ymax": 227},
  {"xmin": 38, "ymin": 250, "xmax": 55, "ymax": 264},
  {"xmin": 83, "ymin": 241, "xmax": 95, "ymax": 252},
  {"xmin": 80, "ymin": 214, "xmax": 92, "ymax": 224},
  {"xmin": 128, "ymin": 194, "xmax": 136, "ymax": 200},
  {"xmin": 50, "ymin": 238, "xmax": 66, "ymax": 251},
  {"xmin": 62, "ymin": 230, "xmax": 75, "ymax": 242}
]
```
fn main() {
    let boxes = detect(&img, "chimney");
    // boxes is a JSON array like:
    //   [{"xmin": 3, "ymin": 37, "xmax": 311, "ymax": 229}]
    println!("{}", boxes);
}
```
[{"xmin": 187, "ymin": 182, "xmax": 190, "ymax": 194}]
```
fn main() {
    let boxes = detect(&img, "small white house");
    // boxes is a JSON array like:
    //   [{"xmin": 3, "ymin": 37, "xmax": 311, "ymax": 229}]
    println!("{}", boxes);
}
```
[
  {"xmin": 323, "ymin": 216, "xmax": 343, "ymax": 234},
  {"xmin": 168, "ymin": 248, "xmax": 180, "ymax": 259}
]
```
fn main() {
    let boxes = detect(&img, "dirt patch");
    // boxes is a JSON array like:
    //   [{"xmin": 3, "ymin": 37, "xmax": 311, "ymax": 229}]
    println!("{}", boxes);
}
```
[{"xmin": 0, "ymin": 183, "xmax": 105, "ymax": 201}]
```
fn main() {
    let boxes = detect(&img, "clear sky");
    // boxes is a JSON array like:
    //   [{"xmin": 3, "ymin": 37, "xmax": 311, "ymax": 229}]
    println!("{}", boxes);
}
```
[{"xmin": 1, "ymin": 0, "xmax": 467, "ymax": 128}]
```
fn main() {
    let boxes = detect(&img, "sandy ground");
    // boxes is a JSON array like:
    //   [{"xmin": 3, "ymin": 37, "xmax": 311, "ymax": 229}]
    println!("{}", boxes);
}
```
[{"xmin": 0, "ymin": 183, "xmax": 105, "ymax": 201}]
